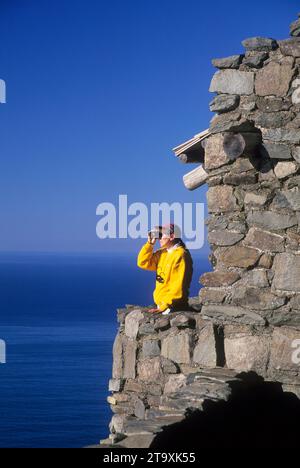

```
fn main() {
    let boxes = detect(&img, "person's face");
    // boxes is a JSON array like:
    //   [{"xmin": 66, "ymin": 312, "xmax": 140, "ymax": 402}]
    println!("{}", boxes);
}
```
[{"xmin": 159, "ymin": 232, "xmax": 175, "ymax": 249}]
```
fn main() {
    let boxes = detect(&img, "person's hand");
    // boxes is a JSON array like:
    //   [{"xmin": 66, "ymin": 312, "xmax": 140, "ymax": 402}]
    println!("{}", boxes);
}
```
[
  {"xmin": 148, "ymin": 308, "xmax": 160, "ymax": 313},
  {"xmin": 147, "ymin": 233, "xmax": 156, "ymax": 245}
]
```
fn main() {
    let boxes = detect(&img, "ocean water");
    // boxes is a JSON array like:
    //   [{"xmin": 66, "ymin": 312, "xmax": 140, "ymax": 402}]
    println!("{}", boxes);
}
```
[{"xmin": 0, "ymin": 251, "xmax": 211, "ymax": 448}]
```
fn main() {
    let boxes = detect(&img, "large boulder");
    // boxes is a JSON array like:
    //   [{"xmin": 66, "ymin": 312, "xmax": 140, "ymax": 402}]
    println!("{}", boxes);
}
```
[
  {"xmin": 224, "ymin": 324, "xmax": 271, "ymax": 372},
  {"xmin": 272, "ymin": 253, "xmax": 300, "ymax": 293},
  {"xmin": 161, "ymin": 329, "xmax": 193, "ymax": 364},
  {"xmin": 209, "ymin": 70, "xmax": 254, "ymax": 95}
]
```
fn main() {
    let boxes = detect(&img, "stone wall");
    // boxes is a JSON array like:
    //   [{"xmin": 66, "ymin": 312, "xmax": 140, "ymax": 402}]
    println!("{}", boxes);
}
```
[
  {"xmin": 101, "ymin": 305, "xmax": 299, "ymax": 447},
  {"xmin": 203, "ymin": 28, "xmax": 300, "ymax": 329},
  {"xmin": 99, "ymin": 16, "xmax": 300, "ymax": 448}
]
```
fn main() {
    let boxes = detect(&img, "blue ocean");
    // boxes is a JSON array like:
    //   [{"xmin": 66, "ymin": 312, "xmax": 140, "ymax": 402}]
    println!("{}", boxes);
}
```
[{"xmin": 0, "ymin": 251, "xmax": 210, "ymax": 448}]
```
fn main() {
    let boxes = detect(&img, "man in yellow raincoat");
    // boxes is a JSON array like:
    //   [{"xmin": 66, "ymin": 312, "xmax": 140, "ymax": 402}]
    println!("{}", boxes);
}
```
[{"xmin": 137, "ymin": 224, "xmax": 193, "ymax": 315}]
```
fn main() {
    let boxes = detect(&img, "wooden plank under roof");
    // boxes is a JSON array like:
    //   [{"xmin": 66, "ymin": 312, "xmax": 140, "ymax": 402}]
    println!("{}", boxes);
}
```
[{"xmin": 172, "ymin": 128, "xmax": 210, "ymax": 163}]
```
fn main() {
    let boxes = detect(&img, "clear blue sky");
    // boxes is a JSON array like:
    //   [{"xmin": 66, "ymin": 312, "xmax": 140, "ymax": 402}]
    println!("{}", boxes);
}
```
[{"xmin": 0, "ymin": 0, "xmax": 298, "ymax": 252}]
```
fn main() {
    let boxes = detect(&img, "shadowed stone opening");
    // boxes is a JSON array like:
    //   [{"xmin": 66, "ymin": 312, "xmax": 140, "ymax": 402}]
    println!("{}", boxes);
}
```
[{"xmin": 150, "ymin": 372, "xmax": 300, "ymax": 449}]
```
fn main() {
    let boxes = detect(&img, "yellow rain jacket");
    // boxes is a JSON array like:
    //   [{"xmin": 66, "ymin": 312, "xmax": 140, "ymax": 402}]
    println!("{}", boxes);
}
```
[{"xmin": 137, "ymin": 242, "xmax": 193, "ymax": 312}]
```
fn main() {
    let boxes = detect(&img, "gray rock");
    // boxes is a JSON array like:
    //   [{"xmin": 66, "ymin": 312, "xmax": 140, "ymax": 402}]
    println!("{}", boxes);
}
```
[
  {"xmin": 281, "ymin": 384, "xmax": 300, "ymax": 400},
  {"xmin": 208, "ymin": 175, "xmax": 223, "ymax": 186},
  {"xmin": 292, "ymin": 146, "xmax": 300, "ymax": 163},
  {"xmin": 255, "ymin": 62, "xmax": 294, "ymax": 97},
  {"xmin": 124, "ymin": 380, "xmax": 145, "ymax": 393},
  {"xmin": 290, "ymin": 18, "xmax": 300, "ymax": 37},
  {"xmin": 239, "ymin": 95, "xmax": 257, "ymax": 111},
  {"xmin": 115, "ymin": 433, "xmax": 156, "ymax": 448},
  {"xmin": 160, "ymin": 357, "xmax": 179, "ymax": 374},
  {"xmin": 244, "ymin": 227, "xmax": 285, "ymax": 252},
  {"xmin": 112, "ymin": 333, "xmax": 123, "ymax": 379},
  {"xmin": 154, "ymin": 317, "xmax": 170, "ymax": 331},
  {"xmin": 138, "ymin": 322, "xmax": 156, "ymax": 336},
  {"xmin": 231, "ymin": 287, "xmax": 285, "ymax": 310},
  {"xmin": 263, "ymin": 143, "xmax": 292, "ymax": 160},
  {"xmin": 285, "ymin": 175, "xmax": 300, "ymax": 189},
  {"xmin": 246, "ymin": 210, "xmax": 297, "ymax": 230},
  {"xmin": 109, "ymin": 414, "xmax": 127, "ymax": 434},
  {"xmin": 269, "ymin": 327, "xmax": 300, "ymax": 371},
  {"xmin": 123, "ymin": 339, "xmax": 137, "ymax": 379},
  {"xmin": 268, "ymin": 308, "xmax": 300, "ymax": 327},
  {"xmin": 224, "ymin": 325, "xmax": 270, "ymax": 372},
  {"xmin": 134, "ymin": 398, "xmax": 146, "ymax": 419},
  {"xmin": 206, "ymin": 215, "xmax": 228, "ymax": 231},
  {"xmin": 274, "ymin": 161, "xmax": 298, "ymax": 179},
  {"xmin": 273, "ymin": 253, "xmax": 300, "ymax": 292},
  {"xmin": 287, "ymin": 115, "xmax": 300, "ymax": 129},
  {"xmin": 199, "ymin": 288, "xmax": 228, "ymax": 305},
  {"xmin": 244, "ymin": 192, "xmax": 269, "ymax": 206},
  {"xmin": 243, "ymin": 51, "xmax": 268, "ymax": 68},
  {"xmin": 274, "ymin": 189, "xmax": 300, "ymax": 210},
  {"xmin": 292, "ymin": 87, "xmax": 300, "ymax": 105},
  {"xmin": 207, "ymin": 230, "xmax": 244, "ymax": 246},
  {"xmin": 200, "ymin": 270, "xmax": 240, "ymax": 287},
  {"xmin": 201, "ymin": 304, "xmax": 266, "ymax": 325},
  {"xmin": 292, "ymin": 78, "xmax": 300, "ymax": 88},
  {"xmin": 209, "ymin": 94, "xmax": 239, "ymax": 113},
  {"xmin": 255, "ymin": 111, "xmax": 292, "ymax": 128},
  {"xmin": 161, "ymin": 330, "xmax": 193, "ymax": 364},
  {"xmin": 193, "ymin": 324, "xmax": 217, "ymax": 367},
  {"xmin": 110, "ymin": 401, "xmax": 135, "ymax": 415},
  {"xmin": 109, "ymin": 379, "xmax": 124, "ymax": 392},
  {"xmin": 108, "ymin": 433, "xmax": 127, "ymax": 444},
  {"xmin": 125, "ymin": 309, "xmax": 144, "ymax": 339},
  {"xmin": 227, "ymin": 220, "xmax": 247, "ymax": 233},
  {"xmin": 243, "ymin": 269, "xmax": 269, "ymax": 288},
  {"xmin": 186, "ymin": 368, "xmax": 240, "ymax": 384},
  {"xmin": 170, "ymin": 314, "xmax": 196, "ymax": 329},
  {"xmin": 209, "ymin": 70, "xmax": 254, "ymax": 95},
  {"xmin": 142, "ymin": 339, "xmax": 161, "ymax": 358},
  {"xmin": 271, "ymin": 191, "xmax": 295, "ymax": 210},
  {"xmin": 207, "ymin": 186, "xmax": 239, "ymax": 213},
  {"xmin": 223, "ymin": 171, "xmax": 257, "ymax": 186},
  {"xmin": 262, "ymin": 128, "xmax": 300, "ymax": 144},
  {"xmin": 232, "ymin": 158, "xmax": 256, "ymax": 174},
  {"xmin": 137, "ymin": 357, "xmax": 164, "ymax": 382},
  {"xmin": 279, "ymin": 38, "xmax": 300, "ymax": 57},
  {"xmin": 217, "ymin": 245, "xmax": 261, "ymax": 268},
  {"xmin": 290, "ymin": 295, "xmax": 300, "ymax": 310},
  {"xmin": 145, "ymin": 408, "xmax": 185, "ymax": 419},
  {"xmin": 286, "ymin": 229, "xmax": 300, "ymax": 250},
  {"xmin": 147, "ymin": 383, "xmax": 163, "ymax": 396},
  {"xmin": 258, "ymin": 253, "xmax": 273, "ymax": 269},
  {"xmin": 204, "ymin": 133, "xmax": 231, "ymax": 170},
  {"xmin": 164, "ymin": 374, "xmax": 187, "ymax": 394},
  {"xmin": 257, "ymin": 96, "xmax": 292, "ymax": 113},
  {"xmin": 209, "ymin": 111, "xmax": 242, "ymax": 133},
  {"xmin": 188, "ymin": 296, "xmax": 202, "ymax": 312},
  {"xmin": 212, "ymin": 54, "xmax": 244, "ymax": 69},
  {"xmin": 242, "ymin": 37, "xmax": 278, "ymax": 51}
]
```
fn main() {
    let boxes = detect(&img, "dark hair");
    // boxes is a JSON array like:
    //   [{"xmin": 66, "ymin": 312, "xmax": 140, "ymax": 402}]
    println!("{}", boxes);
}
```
[{"xmin": 173, "ymin": 238, "xmax": 186, "ymax": 249}]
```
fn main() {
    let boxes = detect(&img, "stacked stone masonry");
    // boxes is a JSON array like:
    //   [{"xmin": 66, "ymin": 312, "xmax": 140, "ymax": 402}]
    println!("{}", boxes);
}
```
[
  {"xmin": 101, "ymin": 305, "xmax": 300, "ymax": 447},
  {"xmin": 100, "ymin": 16, "xmax": 300, "ymax": 448}
]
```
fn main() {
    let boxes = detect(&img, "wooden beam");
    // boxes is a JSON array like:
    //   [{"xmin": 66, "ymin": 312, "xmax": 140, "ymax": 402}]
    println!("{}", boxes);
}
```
[
  {"xmin": 177, "ymin": 150, "xmax": 203, "ymax": 164},
  {"xmin": 223, "ymin": 132, "xmax": 261, "ymax": 160},
  {"xmin": 183, "ymin": 165, "xmax": 209, "ymax": 191}
]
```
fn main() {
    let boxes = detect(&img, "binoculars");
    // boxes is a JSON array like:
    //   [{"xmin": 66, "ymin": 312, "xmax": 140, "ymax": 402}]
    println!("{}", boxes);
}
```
[{"xmin": 148, "ymin": 226, "xmax": 163, "ymax": 240}]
